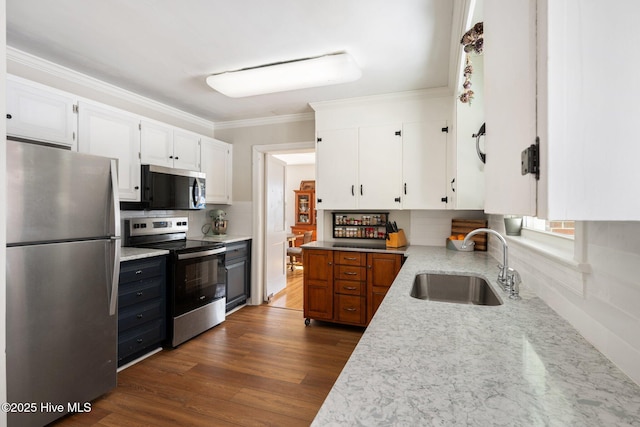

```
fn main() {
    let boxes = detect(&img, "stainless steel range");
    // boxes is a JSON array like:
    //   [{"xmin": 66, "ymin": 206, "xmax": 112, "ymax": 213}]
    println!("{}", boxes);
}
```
[{"xmin": 125, "ymin": 217, "xmax": 226, "ymax": 347}]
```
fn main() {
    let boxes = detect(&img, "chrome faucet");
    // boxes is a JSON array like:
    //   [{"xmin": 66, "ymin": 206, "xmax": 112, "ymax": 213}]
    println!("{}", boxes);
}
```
[{"xmin": 462, "ymin": 228, "xmax": 510, "ymax": 291}]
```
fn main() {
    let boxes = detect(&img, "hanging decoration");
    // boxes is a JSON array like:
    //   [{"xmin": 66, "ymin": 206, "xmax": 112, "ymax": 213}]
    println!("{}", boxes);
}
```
[{"xmin": 459, "ymin": 21, "xmax": 483, "ymax": 104}]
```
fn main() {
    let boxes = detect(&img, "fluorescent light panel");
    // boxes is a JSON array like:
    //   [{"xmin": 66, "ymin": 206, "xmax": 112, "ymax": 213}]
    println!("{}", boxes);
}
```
[{"xmin": 206, "ymin": 52, "xmax": 361, "ymax": 98}]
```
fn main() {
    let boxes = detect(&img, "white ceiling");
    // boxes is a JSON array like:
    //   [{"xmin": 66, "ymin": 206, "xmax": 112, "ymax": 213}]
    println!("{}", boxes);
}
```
[{"xmin": 6, "ymin": 0, "xmax": 460, "ymax": 124}]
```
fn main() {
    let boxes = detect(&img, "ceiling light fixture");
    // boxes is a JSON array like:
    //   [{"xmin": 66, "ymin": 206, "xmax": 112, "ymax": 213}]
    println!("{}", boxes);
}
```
[{"xmin": 205, "ymin": 52, "xmax": 361, "ymax": 98}]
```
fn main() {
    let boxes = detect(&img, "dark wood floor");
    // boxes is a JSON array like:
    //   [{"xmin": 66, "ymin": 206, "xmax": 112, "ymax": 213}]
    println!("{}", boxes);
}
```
[{"xmin": 52, "ymin": 303, "xmax": 363, "ymax": 426}]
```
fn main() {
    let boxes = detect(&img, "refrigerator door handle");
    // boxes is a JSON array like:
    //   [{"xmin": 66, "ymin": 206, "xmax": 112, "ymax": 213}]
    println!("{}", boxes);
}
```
[
  {"xmin": 110, "ymin": 159, "xmax": 121, "ymax": 237},
  {"xmin": 109, "ymin": 239, "xmax": 121, "ymax": 316}
]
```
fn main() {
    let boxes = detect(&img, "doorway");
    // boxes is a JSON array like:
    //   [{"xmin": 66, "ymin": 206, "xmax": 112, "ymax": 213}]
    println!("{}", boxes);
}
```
[{"xmin": 251, "ymin": 142, "xmax": 315, "ymax": 312}]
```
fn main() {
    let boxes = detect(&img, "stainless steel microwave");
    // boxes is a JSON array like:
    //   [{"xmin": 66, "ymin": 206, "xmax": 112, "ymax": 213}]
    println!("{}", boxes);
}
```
[{"xmin": 121, "ymin": 165, "xmax": 206, "ymax": 210}]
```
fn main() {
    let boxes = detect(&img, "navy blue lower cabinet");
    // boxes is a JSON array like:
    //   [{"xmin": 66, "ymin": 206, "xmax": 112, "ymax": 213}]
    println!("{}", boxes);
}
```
[{"xmin": 118, "ymin": 256, "xmax": 166, "ymax": 366}]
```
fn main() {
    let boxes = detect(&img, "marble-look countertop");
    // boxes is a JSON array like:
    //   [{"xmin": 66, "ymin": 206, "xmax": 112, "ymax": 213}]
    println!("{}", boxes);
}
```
[
  {"xmin": 196, "ymin": 234, "xmax": 252, "ymax": 244},
  {"xmin": 311, "ymin": 245, "xmax": 640, "ymax": 426},
  {"xmin": 120, "ymin": 247, "xmax": 169, "ymax": 262}
]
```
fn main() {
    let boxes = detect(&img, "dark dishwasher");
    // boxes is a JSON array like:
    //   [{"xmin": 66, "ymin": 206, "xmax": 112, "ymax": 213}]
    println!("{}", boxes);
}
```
[{"xmin": 225, "ymin": 239, "xmax": 251, "ymax": 312}]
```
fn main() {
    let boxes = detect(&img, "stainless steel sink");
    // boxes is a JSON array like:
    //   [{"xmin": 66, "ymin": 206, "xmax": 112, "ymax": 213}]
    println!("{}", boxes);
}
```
[{"xmin": 410, "ymin": 273, "xmax": 503, "ymax": 306}]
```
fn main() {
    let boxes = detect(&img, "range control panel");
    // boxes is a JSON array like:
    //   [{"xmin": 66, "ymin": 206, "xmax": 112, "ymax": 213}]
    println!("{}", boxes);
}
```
[{"xmin": 125, "ymin": 217, "xmax": 189, "ymax": 237}]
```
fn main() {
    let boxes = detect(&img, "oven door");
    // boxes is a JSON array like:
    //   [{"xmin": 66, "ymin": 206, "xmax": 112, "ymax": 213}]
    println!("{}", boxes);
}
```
[{"xmin": 173, "ymin": 247, "xmax": 226, "ymax": 316}]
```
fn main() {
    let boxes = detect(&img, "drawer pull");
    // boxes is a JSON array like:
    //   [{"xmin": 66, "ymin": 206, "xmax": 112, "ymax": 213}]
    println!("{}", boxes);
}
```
[
  {"xmin": 343, "ymin": 286, "xmax": 357, "ymax": 290},
  {"xmin": 344, "ymin": 257, "xmax": 358, "ymax": 261},
  {"xmin": 137, "ymin": 314, "xmax": 143, "ymax": 319},
  {"xmin": 344, "ymin": 272, "xmax": 358, "ymax": 276},
  {"xmin": 135, "ymin": 270, "xmax": 143, "ymax": 275},
  {"xmin": 344, "ymin": 307, "xmax": 357, "ymax": 312},
  {"xmin": 136, "ymin": 291, "xmax": 144, "ymax": 297},
  {"xmin": 136, "ymin": 338, "xmax": 143, "ymax": 344}
]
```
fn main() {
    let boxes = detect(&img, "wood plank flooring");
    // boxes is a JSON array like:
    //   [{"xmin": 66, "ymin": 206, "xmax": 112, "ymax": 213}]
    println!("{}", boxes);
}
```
[
  {"xmin": 52, "ymin": 303, "xmax": 363, "ymax": 426},
  {"xmin": 268, "ymin": 266, "xmax": 304, "ymax": 310}
]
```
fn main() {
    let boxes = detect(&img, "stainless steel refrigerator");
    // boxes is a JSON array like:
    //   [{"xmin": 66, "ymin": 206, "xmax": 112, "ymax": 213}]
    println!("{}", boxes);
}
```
[{"xmin": 6, "ymin": 139, "xmax": 121, "ymax": 427}]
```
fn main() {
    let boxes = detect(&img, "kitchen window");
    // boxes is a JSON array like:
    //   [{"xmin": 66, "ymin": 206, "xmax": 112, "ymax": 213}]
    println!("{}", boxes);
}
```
[
  {"xmin": 509, "ymin": 217, "xmax": 588, "ymax": 277},
  {"xmin": 523, "ymin": 217, "xmax": 575, "ymax": 237}
]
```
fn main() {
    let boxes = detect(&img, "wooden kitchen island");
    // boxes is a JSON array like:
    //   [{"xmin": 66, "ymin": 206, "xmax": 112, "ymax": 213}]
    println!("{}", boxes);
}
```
[{"xmin": 302, "ymin": 242, "xmax": 406, "ymax": 327}]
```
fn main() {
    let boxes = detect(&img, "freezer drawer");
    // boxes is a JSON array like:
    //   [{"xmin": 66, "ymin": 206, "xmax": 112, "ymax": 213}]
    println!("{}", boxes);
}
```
[{"xmin": 6, "ymin": 240, "xmax": 118, "ymax": 427}]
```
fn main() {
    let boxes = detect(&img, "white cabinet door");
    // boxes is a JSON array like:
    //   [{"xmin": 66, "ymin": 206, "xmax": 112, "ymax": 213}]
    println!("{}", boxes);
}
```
[
  {"xmin": 315, "ymin": 128, "xmax": 359, "ymax": 210},
  {"xmin": 402, "ymin": 121, "xmax": 448, "ymax": 209},
  {"xmin": 140, "ymin": 119, "xmax": 174, "ymax": 167},
  {"xmin": 77, "ymin": 101, "xmax": 141, "ymax": 201},
  {"xmin": 537, "ymin": 0, "xmax": 640, "ymax": 220},
  {"xmin": 358, "ymin": 124, "xmax": 403, "ymax": 210},
  {"xmin": 201, "ymin": 136, "xmax": 232, "ymax": 204},
  {"xmin": 6, "ymin": 75, "xmax": 78, "ymax": 149},
  {"xmin": 173, "ymin": 130, "xmax": 201, "ymax": 171},
  {"xmin": 483, "ymin": 0, "xmax": 537, "ymax": 216}
]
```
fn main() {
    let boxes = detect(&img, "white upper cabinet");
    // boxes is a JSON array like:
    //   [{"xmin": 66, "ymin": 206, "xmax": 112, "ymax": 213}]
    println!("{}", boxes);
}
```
[
  {"xmin": 6, "ymin": 75, "xmax": 78, "ymax": 150},
  {"xmin": 77, "ymin": 100, "xmax": 141, "ymax": 201},
  {"xmin": 140, "ymin": 120, "xmax": 201, "ymax": 171},
  {"xmin": 140, "ymin": 119, "xmax": 174, "ymax": 167},
  {"xmin": 201, "ymin": 136, "xmax": 233, "ymax": 204},
  {"xmin": 402, "ymin": 121, "xmax": 448, "ymax": 209},
  {"xmin": 315, "ymin": 128, "xmax": 359, "ymax": 210},
  {"xmin": 315, "ymin": 126, "xmax": 403, "ymax": 210},
  {"xmin": 172, "ymin": 129, "xmax": 201, "ymax": 171},
  {"xmin": 483, "ymin": 0, "xmax": 537, "ymax": 216},
  {"xmin": 358, "ymin": 124, "xmax": 403, "ymax": 210},
  {"xmin": 484, "ymin": 0, "xmax": 640, "ymax": 220}
]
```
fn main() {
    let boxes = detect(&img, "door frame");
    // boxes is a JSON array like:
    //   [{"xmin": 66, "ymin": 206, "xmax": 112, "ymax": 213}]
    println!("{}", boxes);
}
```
[{"xmin": 251, "ymin": 141, "xmax": 315, "ymax": 306}]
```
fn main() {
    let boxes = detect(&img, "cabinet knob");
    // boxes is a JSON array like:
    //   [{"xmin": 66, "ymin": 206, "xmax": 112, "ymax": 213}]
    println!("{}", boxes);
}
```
[
  {"xmin": 136, "ymin": 291, "xmax": 143, "ymax": 296},
  {"xmin": 137, "ymin": 314, "xmax": 143, "ymax": 319},
  {"xmin": 6, "ymin": 114, "xmax": 12, "ymax": 119},
  {"xmin": 136, "ymin": 338, "xmax": 143, "ymax": 344},
  {"xmin": 169, "ymin": 155, "xmax": 173, "ymax": 159},
  {"xmin": 135, "ymin": 270, "xmax": 143, "ymax": 275},
  {"xmin": 134, "ymin": 186, "xmax": 140, "ymax": 190},
  {"xmin": 394, "ymin": 197, "xmax": 401, "ymax": 203},
  {"xmin": 175, "ymin": 156, "xmax": 179, "ymax": 160}
]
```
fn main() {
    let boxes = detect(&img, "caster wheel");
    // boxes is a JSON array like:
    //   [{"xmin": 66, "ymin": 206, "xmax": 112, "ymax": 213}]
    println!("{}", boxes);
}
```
[{"xmin": 304, "ymin": 318, "xmax": 311, "ymax": 326}]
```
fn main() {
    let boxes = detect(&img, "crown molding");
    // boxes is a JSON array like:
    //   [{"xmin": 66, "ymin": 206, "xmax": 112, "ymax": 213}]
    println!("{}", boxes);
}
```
[
  {"xmin": 7, "ymin": 46, "xmax": 215, "ymax": 130},
  {"xmin": 213, "ymin": 112, "xmax": 315, "ymax": 130},
  {"xmin": 309, "ymin": 87, "xmax": 452, "ymax": 112}
]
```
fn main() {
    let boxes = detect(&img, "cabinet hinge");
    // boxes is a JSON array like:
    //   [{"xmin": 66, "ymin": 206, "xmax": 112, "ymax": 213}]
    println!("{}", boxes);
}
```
[
  {"xmin": 138, "ymin": 152, "xmax": 141, "ymax": 159},
  {"xmin": 138, "ymin": 123, "xmax": 142, "ymax": 130},
  {"xmin": 441, "ymin": 126, "xmax": 449, "ymax": 133},
  {"xmin": 72, "ymin": 104, "xmax": 79, "ymax": 114},
  {"xmin": 521, "ymin": 137, "xmax": 540, "ymax": 180},
  {"xmin": 395, "ymin": 130, "xmax": 401, "ymax": 136}
]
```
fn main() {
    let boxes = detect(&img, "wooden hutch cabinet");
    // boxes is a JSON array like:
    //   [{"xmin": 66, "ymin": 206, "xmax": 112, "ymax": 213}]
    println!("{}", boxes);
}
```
[{"xmin": 290, "ymin": 181, "xmax": 316, "ymax": 245}]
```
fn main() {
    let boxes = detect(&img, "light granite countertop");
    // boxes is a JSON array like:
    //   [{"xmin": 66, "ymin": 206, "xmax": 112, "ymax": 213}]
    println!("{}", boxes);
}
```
[
  {"xmin": 310, "ymin": 245, "xmax": 640, "ymax": 426},
  {"xmin": 120, "ymin": 247, "xmax": 169, "ymax": 262}
]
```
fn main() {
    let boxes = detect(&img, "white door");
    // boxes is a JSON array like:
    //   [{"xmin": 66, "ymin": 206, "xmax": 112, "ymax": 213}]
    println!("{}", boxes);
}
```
[
  {"xmin": 264, "ymin": 154, "xmax": 287, "ymax": 300},
  {"xmin": 173, "ymin": 129, "xmax": 201, "ymax": 171}
]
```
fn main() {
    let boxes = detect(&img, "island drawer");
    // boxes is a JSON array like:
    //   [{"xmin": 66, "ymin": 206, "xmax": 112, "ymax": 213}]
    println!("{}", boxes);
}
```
[
  {"xmin": 334, "ymin": 265, "xmax": 365, "ymax": 281},
  {"xmin": 334, "ymin": 295, "xmax": 366, "ymax": 324},
  {"xmin": 335, "ymin": 251, "xmax": 366, "ymax": 266}
]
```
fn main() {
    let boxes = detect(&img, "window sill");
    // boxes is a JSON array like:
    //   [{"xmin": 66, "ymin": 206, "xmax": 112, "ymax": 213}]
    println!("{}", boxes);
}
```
[{"xmin": 505, "ymin": 229, "xmax": 591, "ymax": 274}]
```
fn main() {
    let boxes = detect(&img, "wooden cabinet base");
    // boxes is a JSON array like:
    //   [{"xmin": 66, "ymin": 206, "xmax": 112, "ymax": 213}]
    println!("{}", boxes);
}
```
[{"xmin": 303, "ymin": 248, "xmax": 402, "ymax": 327}]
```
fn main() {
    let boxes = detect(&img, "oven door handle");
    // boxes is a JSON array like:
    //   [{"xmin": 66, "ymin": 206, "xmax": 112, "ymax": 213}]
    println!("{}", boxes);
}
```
[{"xmin": 177, "ymin": 247, "xmax": 226, "ymax": 260}]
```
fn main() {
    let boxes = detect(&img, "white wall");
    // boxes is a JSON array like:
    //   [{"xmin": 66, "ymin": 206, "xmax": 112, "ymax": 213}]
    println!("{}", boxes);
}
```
[{"xmin": 487, "ymin": 215, "xmax": 640, "ymax": 386}]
